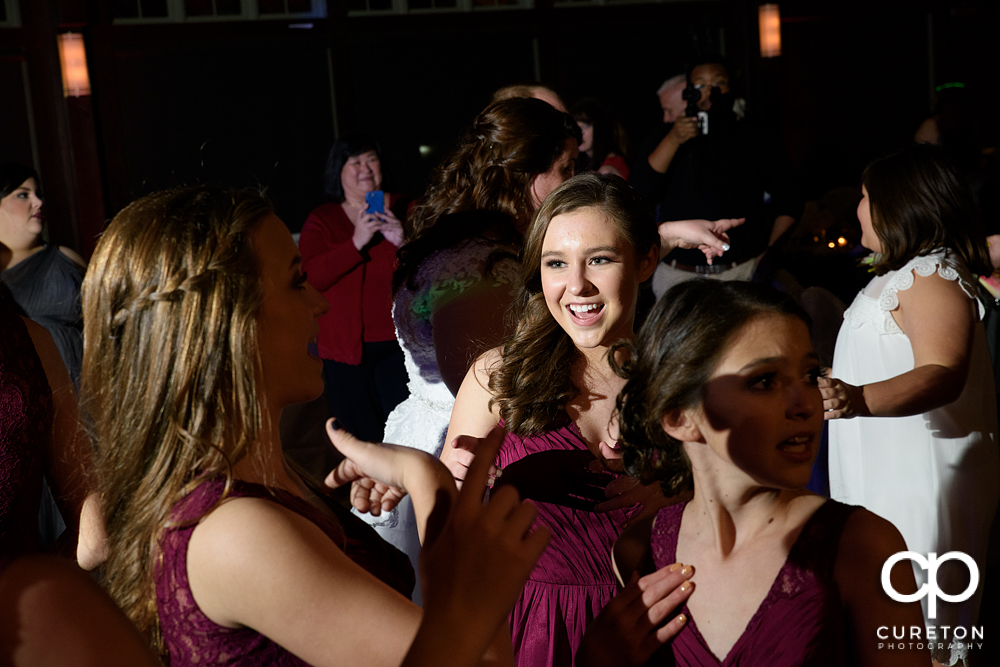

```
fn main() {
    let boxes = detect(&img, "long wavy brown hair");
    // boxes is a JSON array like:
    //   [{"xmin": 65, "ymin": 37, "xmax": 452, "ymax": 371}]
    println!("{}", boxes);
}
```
[
  {"xmin": 394, "ymin": 97, "xmax": 579, "ymax": 294},
  {"xmin": 80, "ymin": 187, "xmax": 272, "ymax": 658},
  {"xmin": 488, "ymin": 173, "xmax": 658, "ymax": 435}
]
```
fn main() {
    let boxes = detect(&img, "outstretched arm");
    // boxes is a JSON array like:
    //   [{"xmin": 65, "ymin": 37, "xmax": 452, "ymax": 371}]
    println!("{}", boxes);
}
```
[{"xmin": 658, "ymin": 218, "xmax": 745, "ymax": 263}]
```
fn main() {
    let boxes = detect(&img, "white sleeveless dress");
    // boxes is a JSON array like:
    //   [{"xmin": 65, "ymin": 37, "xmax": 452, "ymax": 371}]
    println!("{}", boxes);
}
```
[
  {"xmin": 354, "ymin": 237, "xmax": 519, "ymax": 605},
  {"xmin": 829, "ymin": 249, "xmax": 999, "ymax": 665}
]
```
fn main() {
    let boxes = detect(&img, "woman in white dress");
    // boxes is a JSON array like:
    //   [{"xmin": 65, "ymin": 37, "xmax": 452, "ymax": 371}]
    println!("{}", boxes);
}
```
[{"xmin": 822, "ymin": 143, "xmax": 998, "ymax": 666}]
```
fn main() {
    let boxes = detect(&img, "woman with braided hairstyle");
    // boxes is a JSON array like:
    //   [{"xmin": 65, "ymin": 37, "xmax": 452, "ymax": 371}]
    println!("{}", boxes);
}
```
[{"xmin": 80, "ymin": 186, "xmax": 550, "ymax": 666}]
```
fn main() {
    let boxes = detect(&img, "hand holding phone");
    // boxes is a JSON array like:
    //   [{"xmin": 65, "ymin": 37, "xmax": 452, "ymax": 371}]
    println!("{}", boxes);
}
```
[{"xmin": 365, "ymin": 190, "xmax": 385, "ymax": 215}]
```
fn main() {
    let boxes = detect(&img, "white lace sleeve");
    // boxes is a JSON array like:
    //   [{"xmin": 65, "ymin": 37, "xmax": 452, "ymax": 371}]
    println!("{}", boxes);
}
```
[{"xmin": 878, "ymin": 249, "xmax": 979, "ymax": 313}]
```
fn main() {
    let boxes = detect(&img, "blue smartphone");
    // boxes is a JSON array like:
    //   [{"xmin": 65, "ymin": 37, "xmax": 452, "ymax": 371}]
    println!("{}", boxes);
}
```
[{"xmin": 365, "ymin": 190, "xmax": 384, "ymax": 215}]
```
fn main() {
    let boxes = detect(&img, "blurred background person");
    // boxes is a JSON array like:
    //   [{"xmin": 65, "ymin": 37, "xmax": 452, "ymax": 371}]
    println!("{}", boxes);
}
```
[
  {"xmin": 0, "ymin": 163, "xmax": 85, "ymax": 387},
  {"xmin": 492, "ymin": 83, "xmax": 568, "ymax": 113},
  {"xmin": 630, "ymin": 57, "xmax": 803, "ymax": 299},
  {"xmin": 300, "ymin": 131, "xmax": 410, "ymax": 444},
  {"xmin": 0, "ymin": 299, "xmax": 92, "ymax": 562},
  {"xmin": 0, "ymin": 163, "xmax": 88, "ymax": 548},
  {"xmin": 570, "ymin": 98, "xmax": 630, "ymax": 179}
]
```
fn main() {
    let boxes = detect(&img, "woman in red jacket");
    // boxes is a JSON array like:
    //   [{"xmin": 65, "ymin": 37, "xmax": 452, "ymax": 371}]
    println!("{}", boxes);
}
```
[{"xmin": 300, "ymin": 131, "xmax": 409, "ymax": 442}]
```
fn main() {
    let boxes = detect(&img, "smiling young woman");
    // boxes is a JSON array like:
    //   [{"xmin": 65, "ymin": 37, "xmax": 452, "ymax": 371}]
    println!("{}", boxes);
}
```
[{"xmin": 440, "ymin": 174, "xmax": 662, "ymax": 665}]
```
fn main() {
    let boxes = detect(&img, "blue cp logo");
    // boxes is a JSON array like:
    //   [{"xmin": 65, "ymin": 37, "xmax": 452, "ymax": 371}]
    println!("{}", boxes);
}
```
[{"xmin": 881, "ymin": 551, "xmax": 979, "ymax": 619}]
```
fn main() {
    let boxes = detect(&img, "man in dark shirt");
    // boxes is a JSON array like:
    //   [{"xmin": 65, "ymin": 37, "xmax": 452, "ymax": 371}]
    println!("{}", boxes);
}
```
[{"xmin": 630, "ymin": 58, "xmax": 803, "ymax": 298}]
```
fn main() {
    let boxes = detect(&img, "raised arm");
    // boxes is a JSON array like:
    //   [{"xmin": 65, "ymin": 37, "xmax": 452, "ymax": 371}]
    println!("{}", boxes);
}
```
[
  {"xmin": 645, "ymin": 118, "xmax": 700, "ymax": 175},
  {"xmin": 822, "ymin": 271, "xmax": 976, "ymax": 419},
  {"xmin": 298, "ymin": 209, "xmax": 368, "ymax": 292}
]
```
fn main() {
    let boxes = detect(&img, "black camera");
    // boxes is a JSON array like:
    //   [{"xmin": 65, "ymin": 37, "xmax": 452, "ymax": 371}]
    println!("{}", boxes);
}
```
[{"xmin": 682, "ymin": 79, "xmax": 710, "ymax": 136}]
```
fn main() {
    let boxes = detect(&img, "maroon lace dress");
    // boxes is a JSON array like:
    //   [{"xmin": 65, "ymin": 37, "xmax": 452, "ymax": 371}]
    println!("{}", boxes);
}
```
[
  {"xmin": 0, "ymin": 304, "xmax": 51, "ymax": 558},
  {"xmin": 494, "ymin": 416, "xmax": 640, "ymax": 667},
  {"xmin": 649, "ymin": 500, "xmax": 859, "ymax": 666},
  {"xmin": 156, "ymin": 477, "xmax": 415, "ymax": 666}
]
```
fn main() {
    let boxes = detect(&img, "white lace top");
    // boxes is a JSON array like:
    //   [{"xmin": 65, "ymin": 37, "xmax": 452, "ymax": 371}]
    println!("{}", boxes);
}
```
[{"xmin": 842, "ymin": 248, "xmax": 982, "ymax": 336}]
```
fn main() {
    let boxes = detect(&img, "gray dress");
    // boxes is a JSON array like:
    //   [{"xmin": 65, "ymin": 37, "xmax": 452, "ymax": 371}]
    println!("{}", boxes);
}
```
[{"xmin": 1, "ymin": 245, "xmax": 84, "ymax": 388}]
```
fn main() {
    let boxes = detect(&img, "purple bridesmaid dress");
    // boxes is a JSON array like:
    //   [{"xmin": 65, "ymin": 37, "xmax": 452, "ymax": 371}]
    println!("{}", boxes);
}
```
[
  {"xmin": 649, "ymin": 500, "xmax": 859, "ymax": 666},
  {"xmin": 495, "ymin": 416, "xmax": 640, "ymax": 667},
  {"xmin": 157, "ymin": 477, "xmax": 414, "ymax": 666}
]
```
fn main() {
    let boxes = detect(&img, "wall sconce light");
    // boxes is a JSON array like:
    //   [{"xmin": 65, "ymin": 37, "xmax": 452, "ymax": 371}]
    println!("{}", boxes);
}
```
[
  {"xmin": 758, "ymin": 4, "xmax": 782, "ymax": 58},
  {"xmin": 57, "ymin": 32, "xmax": 91, "ymax": 97}
]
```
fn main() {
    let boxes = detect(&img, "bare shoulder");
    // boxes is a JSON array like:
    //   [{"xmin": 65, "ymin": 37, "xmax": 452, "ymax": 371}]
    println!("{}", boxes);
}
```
[
  {"xmin": 58, "ymin": 245, "xmax": 87, "ymax": 269},
  {"xmin": 472, "ymin": 346, "xmax": 504, "ymax": 385},
  {"xmin": 186, "ymin": 494, "xmax": 422, "ymax": 665},
  {"xmin": 188, "ymin": 494, "xmax": 343, "ymax": 575},
  {"xmin": 446, "ymin": 348, "xmax": 503, "ymax": 443},
  {"xmin": 186, "ymin": 494, "xmax": 352, "ymax": 625},
  {"xmin": 838, "ymin": 507, "xmax": 907, "ymax": 564}
]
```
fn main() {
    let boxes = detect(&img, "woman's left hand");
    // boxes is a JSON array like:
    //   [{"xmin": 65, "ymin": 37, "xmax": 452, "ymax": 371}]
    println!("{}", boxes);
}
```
[
  {"xmin": 324, "ymin": 418, "xmax": 442, "ymax": 515},
  {"xmin": 376, "ymin": 209, "xmax": 404, "ymax": 248},
  {"xmin": 819, "ymin": 376, "xmax": 869, "ymax": 419},
  {"xmin": 575, "ymin": 567, "xmax": 695, "ymax": 667},
  {"xmin": 658, "ymin": 218, "xmax": 745, "ymax": 263}
]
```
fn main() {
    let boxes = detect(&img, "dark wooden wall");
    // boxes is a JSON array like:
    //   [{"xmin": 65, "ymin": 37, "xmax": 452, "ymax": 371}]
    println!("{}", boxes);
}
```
[{"xmin": 1, "ymin": 0, "xmax": 997, "ymax": 254}]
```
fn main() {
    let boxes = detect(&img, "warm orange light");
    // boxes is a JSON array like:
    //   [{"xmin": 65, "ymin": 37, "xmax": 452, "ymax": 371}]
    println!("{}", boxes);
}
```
[
  {"xmin": 827, "ymin": 242, "xmax": 836, "ymax": 249},
  {"xmin": 58, "ymin": 33, "xmax": 91, "ymax": 97},
  {"xmin": 837, "ymin": 236, "xmax": 847, "ymax": 246},
  {"xmin": 759, "ymin": 4, "xmax": 782, "ymax": 58}
]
